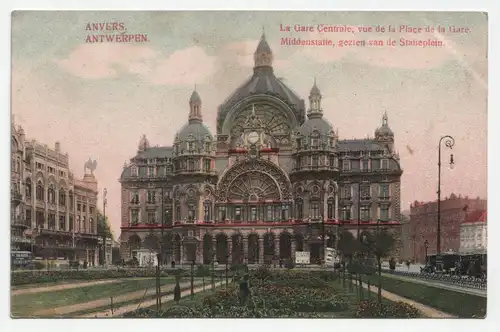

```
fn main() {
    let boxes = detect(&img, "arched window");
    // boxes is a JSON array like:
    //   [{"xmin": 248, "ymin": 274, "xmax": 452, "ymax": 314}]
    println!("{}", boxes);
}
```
[
  {"xmin": 36, "ymin": 180, "xmax": 44, "ymax": 201},
  {"xmin": 175, "ymin": 201, "xmax": 181, "ymax": 221},
  {"xmin": 310, "ymin": 200, "xmax": 320, "ymax": 219},
  {"xmin": 203, "ymin": 201, "xmax": 211, "ymax": 221},
  {"xmin": 295, "ymin": 199, "xmax": 303, "ymax": 220},
  {"xmin": 48, "ymin": 184, "xmax": 56, "ymax": 204},
  {"xmin": 327, "ymin": 198, "xmax": 335, "ymax": 220},
  {"xmin": 59, "ymin": 188, "xmax": 66, "ymax": 206},
  {"xmin": 68, "ymin": 190, "xmax": 74, "ymax": 210},
  {"xmin": 187, "ymin": 203, "xmax": 196, "ymax": 222},
  {"xmin": 25, "ymin": 178, "xmax": 32, "ymax": 198},
  {"xmin": 217, "ymin": 205, "xmax": 226, "ymax": 221},
  {"xmin": 130, "ymin": 165, "xmax": 138, "ymax": 177}
]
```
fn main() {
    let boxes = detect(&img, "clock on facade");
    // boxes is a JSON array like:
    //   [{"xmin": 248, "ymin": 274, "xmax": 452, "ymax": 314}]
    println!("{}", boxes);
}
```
[{"xmin": 247, "ymin": 131, "xmax": 260, "ymax": 144}]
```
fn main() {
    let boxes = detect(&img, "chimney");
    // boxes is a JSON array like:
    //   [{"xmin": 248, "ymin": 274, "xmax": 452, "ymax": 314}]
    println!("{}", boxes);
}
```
[{"xmin": 55, "ymin": 141, "xmax": 61, "ymax": 153}]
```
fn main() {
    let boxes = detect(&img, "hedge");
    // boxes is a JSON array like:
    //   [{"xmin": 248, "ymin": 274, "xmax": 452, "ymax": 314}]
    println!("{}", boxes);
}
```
[
  {"xmin": 11, "ymin": 266, "xmax": 224, "ymax": 286},
  {"xmin": 365, "ymin": 275, "xmax": 486, "ymax": 318}
]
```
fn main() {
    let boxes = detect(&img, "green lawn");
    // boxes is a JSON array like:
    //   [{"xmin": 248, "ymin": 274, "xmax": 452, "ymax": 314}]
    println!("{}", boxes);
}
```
[
  {"xmin": 11, "ymin": 277, "xmax": 177, "ymax": 317},
  {"xmin": 66, "ymin": 281, "xmax": 210, "ymax": 317},
  {"xmin": 364, "ymin": 275, "xmax": 487, "ymax": 318}
]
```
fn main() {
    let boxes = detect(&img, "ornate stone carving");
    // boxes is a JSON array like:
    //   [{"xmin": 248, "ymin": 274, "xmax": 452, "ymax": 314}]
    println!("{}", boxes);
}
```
[{"xmin": 215, "ymin": 159, "xmax": 292, "ymax": 202}]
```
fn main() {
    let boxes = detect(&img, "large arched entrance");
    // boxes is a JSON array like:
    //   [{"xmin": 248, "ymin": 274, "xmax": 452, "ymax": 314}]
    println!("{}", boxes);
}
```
[
  {"xmin": 215, "ymin": 233, "xmax": 228, "ymax": 264},
  {"xmin": 294, "ymin": 232, "xmax": 304, "ymax": 252},
  {"xmin": 279, "ymin": 231, "xmax": 292, "ymax": 261},
  {"xmin": 247, "ymin": 233, "xmax": 260, "ymax": 264},
  {"xmin": 214, "ymin": 159, "xmax": 292, "ymax": 223},
  {"xmin": 263, "ymin": 232, "xmax": 276, "ymax": 264},
  {"xmin": 203, "ymin": 234, "xmax": 213, "ymax": 264},
  {"xmin": 231, "ymin": 233, "xmax": 244, "ymax": 264}
]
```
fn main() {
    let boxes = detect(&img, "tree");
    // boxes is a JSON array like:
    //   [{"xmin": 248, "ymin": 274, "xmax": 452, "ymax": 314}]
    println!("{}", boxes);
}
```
[
  {"xmin": 97, "ymin": 210, "xmax": 113, "ymax": 265},
  {"xmin": 337, "ymin": 230, "xmax": 358, "ymax": 265},
  {"xmin": 361, "ymin": 228, "xmax": 396, "ymax": 303}
]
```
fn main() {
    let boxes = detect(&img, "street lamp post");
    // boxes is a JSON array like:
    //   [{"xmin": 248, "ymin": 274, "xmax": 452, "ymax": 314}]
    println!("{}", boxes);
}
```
[
  {"xmin": 424, "ymin": 240, "xmax": 429, "ymax": 265},
  {"xmin": 159, "ymin": 187, "xmax": 165, "ymax": 267},
  {"xmin": 103, "ymin": 188, "xmax": 107, "ymax": 266},
  {"xmin": 437, "ymin": 135, "xmax": 455, "ymax": 271},
  {"xmin": 357, "ymin": 182, "xmax": 361, "ymax": 242}
]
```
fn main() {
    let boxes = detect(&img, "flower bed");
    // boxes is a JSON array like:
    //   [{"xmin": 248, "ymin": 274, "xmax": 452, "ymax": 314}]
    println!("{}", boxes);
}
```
[
  {"xmin": 356, "ymin": 300, "xmax": 421, "ymax": 318},
  {"xmin": 126, "ymin": 270, "xmax": 349, "ymax": 318}
]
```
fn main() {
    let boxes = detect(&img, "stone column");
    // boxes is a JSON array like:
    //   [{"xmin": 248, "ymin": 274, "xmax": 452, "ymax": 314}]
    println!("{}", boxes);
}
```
[
  {"xmin": 212, "ymin": 237, "xmax": 217, "ymax": 263},
  {"xmin": 197, "ymin": 240, "xmax": 203, "ymax": 264},
  {"xmin": 259, "ymin": 238, "xmax": 264, "ymax": 264},
  {"xmin": 274, "ymin": 238, "xmax": 280, "ymax": 260},
  {"xmin": 180, "ymin": 242, "xmax": 184, "ymax": 265},
  {"xmin": 227, "ymin": 239, "xmax": 232, "ymax": 264},
  {"xmin": 243, "ymin": 235, "xmax": 248, "ymax": 264},
  {"xmin": 291, "ymin": 240, "xmax": 296, "ymax": 262}
]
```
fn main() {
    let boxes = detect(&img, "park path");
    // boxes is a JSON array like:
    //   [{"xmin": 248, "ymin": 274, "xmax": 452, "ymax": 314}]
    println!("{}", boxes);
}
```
[
  {"xmin": 80, "ymin": 281, "xmax": 227, "ymax": 318},
  {"xmin": 357, "ymin": 281, "xmax": 454, "ymax": 318},
  {"xmin": 34, "ymin": 280, "xmax": 205, "ymax": 317},
  {"xmin": 381, "ymin": 273, "xmax": 487, "ymax": 298},
  {"xmin": 11, "ymin": 279, "xmax": 120, "ymax": 296}
]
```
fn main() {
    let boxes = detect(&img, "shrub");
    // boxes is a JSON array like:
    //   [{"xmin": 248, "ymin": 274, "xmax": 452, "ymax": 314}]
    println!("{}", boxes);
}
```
[{"xmin": 195, "ymin": 265, "xmax": 211, "ymax": 277}]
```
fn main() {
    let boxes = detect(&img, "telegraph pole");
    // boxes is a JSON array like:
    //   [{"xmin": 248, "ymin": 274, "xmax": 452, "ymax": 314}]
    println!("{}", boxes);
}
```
[{"xmin": 103, "ymin": 188, "xmax": 108, "ymax": 267}]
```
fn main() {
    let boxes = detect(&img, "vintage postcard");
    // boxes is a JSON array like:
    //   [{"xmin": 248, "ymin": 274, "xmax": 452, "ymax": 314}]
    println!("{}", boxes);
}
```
[{"xmin": 10, "ymin": 11, "xmax": 487, "ymax": 318}]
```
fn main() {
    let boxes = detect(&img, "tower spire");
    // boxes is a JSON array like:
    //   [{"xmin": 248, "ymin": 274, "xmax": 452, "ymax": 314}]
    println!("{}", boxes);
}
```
[
  {"xmin": 188, "ymin": 88, "xmax": 202, "ymax": 123},
  {"xmin": 254, "ymin": 30, "xmax": 273, "ymax": 68},
  {"xmin": 382, "ymin": 111, "xmax": 388, "ymax": 126},
  {"xmin": 308, "ymin": 78, "xmax": 323, "ymax": 119}
]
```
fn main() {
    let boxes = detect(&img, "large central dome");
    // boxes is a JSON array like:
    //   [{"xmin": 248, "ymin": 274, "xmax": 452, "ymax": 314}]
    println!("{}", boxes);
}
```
[{"xmin": 217, "ymin": 33, "xmax": 305, "ymax": 133}]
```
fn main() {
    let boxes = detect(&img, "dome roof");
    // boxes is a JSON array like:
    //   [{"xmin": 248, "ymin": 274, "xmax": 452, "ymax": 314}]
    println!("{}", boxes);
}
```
[
  {"xmin": 217, "ymin": 33, "xmax": 305, "ymax": 131},
  {"xmin": 221, "ymin": 69, "xmax": 302, "ymax": 111},
  {"xmin": 255, "ymin": 33, "xmax": 272, "ymax": 54},
  {"xmin": 375, "ymin": 125, "xmax": 394, "ymax": 136},
  {"xmin": 176, "ymin": 121, "xmax": 213, "ymax": 142},
  {"xmin": 310, "ymin": 78, "xmax": 321, "ymax": 95},
  {"xmin": 375, "ymin": 112, "xmax": 394, "ymax": 137},
  {"xmin": 298, "ymin": 117, "xmax": 333, "ymax": 136},
  {"xmin": 190, "ymin": 90, "xmax": 201, "ymax": 103}
]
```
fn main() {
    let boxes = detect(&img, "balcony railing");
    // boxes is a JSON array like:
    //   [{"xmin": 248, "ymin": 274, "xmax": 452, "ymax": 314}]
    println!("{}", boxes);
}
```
[
  {"xmin": 11, "ymin": 218, "xmax": 30, "ymax": 228},
  {"xmin": 291, "ymin": 165, "xmax": 337, "ymax": 172},
  {"xmin": 11, "ymin": 189, "xmax": 22, "ymax": 202},
  {"xmin": 11, "ymin": 235, "xmax": 33, "ymax": 244}
]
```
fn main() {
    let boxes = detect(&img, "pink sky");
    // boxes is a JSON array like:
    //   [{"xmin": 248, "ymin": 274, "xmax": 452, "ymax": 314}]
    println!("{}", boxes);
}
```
[{"xmin": 11, "ymin": 11, "xmax": 487, "ymax": 237}]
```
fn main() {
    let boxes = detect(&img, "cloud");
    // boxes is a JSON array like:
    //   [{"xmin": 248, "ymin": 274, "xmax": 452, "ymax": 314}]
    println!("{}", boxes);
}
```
[
  {"xmin": 55, "ymin": 43, "xmax": 157, "ymax": 79},
  {"xmin": 146, "ymin": 46, "xmax": 217, "ymax": 85},
  {"xmin": 55, "ymin": 44, "xmax": 216, "ymax": 85}
]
